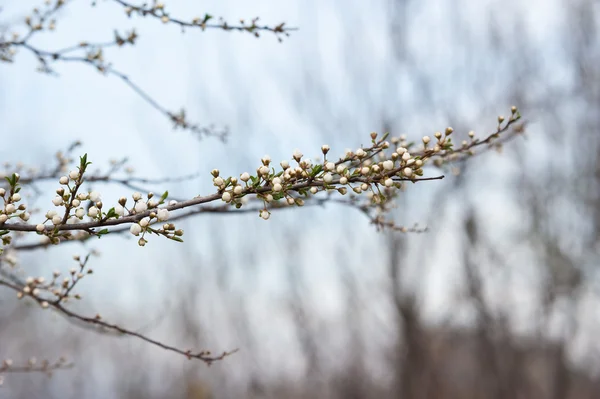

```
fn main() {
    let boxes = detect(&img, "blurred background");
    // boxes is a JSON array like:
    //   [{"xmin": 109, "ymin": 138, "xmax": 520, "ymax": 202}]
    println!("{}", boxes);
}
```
[{"xmin": 0, "ymin": 0, "xmax": 599, "ymax": 397}]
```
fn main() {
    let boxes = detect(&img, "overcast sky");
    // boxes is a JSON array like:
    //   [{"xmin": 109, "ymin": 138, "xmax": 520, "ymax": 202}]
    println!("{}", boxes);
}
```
[{"xmin": 2, "ymin": 0, "xmax": 592, "ymax": 393}]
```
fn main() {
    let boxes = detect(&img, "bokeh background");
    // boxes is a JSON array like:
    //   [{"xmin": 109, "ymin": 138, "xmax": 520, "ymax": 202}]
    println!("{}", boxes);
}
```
[{"xmin": 1, "ymin": 0, "xmax": 599, "ymax": 398}]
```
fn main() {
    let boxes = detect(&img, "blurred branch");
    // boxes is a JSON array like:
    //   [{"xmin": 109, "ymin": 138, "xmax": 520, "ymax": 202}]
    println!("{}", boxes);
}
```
[{"xmin": 0, "ymin": 275, "xmax": 236, "ymax": 365}]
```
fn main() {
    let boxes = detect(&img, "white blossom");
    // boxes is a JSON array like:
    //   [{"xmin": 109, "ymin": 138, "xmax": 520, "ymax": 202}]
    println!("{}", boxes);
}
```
[
  {"xmin": 52, "ymin": 196, "xmax": 63, "ymax": 206},
  {"xmin": 259, "ymin": 209, "xmax": 270, "ymax": 220},
  {"xmin": 134, "ymin": 201, "xmax": 147, "ymax": 213},
  {"xmin": 240, "ymin": 172, "xmax": 250, "ymax": 182},
  {"xmin": 130, "ymin": 223, "xmax": 142, "ymax": 236},
  {"xmin": 383, "ymin": 160, "xmax": 394, "ymax": 171},
  {"xmin": 114, "ymin": 205, "xmax": 124, "ymax": 216},
  {"xmin": 88, "ymin": 206, "xmax": 99, "ymax": 218},
  {"xmin": 157, "ymin": 209, "xmax": 169, "ymax": 221},
  {"xmin": 89, "ymin": 191, "xmax": 101, "ymax": 202},
  {"xmin": 213, "ymin": 177, "xmax": 224, "ymax": 186}
]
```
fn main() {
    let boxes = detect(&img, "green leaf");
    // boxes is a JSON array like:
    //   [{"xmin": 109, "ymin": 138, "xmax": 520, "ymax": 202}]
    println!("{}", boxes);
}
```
[
  {"xmin": 104, "ymin": 208, "xmax": 117, "ymax": 219},
  {"xmin": 96, "ymin": 228, "xmax": 109, "ymax": 237},
  {"xmin": 203, "ymin": 14, "xmax": 213, "ymax": 23},
  {"xmin": 170, "ymin": 236, "xmax": 184, "ymax": 243},
  {"xmin": 310, "ymin": 164, "xmax": 323, "ymax": 177},
  {"xmin": 272, "ymin": 192, "xmax": 285, "ymax": 201},
  {"xmin": 160, "ymin": 190, "xmax": 169, "ymax": 204},
  {"xmin": 0, "ymin": 230, "xmax": 10, "ymax": 236}
]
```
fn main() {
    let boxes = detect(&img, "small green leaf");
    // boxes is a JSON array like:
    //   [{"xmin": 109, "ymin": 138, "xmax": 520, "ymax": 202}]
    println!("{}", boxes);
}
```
[
  {"xmin": 203, "ymin": 13, "xmax": 213, "ymax": 23},
  {"xmin": 170, "ymin": 236, "xmax": 184, "ymax": 243},
  {"xmin": 104, "ymin": 208, "xmax": 117, "ymax": 219},
  {"xmin": 96, "ymin": 228, "xmax": 109, "ymax": 237},
  {"xmin": 160, "ymin": 190, "xmax": 169, "ymax": 204},
  {"xmin": 310, "ymin": 165, "xmax": 323, "ymax": 177}
]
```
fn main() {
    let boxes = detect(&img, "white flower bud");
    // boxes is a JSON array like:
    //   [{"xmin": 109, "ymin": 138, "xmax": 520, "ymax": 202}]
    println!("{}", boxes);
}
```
[
  {"xmin": 222, "ymin": 192, "xmax": 232, "ymax": 202},
  {"xmin": 134, "ymin": 201, "xmax": 147, "ymax": 213},
  {"xmin": 52, "ymin": 196, "xmax": 63, "ymax": 206},
  {"xmin": 52, "ymin": 215, "xmax": 62, "ymax": 225},
  {"xmin": 5, "ymin": 204, "xmax": 16, "ymax": 214},
  {"xmin": 325, "ymin": 162, "xmax": 335, "ymax": 171},
  {"xmin": 259, "ymin": 210, "xmax": 270, "ymax": 220},
  {"xmin": 213, "ymin": 177, "xmax": 224, "ymax": 186},
  {"xmin": 36, "ymin": 224, "xmax": 46, "ymax": 232},
  {"xmin": 139, "ymin": 217, "xmax": 150, "ymax": 227},
  {"xmin": 323, "ymin": 173, "xmax": 333, "ymax": 183},
  {"xmin": 75, "ymin": 208, "xmax": 85, "ymax": 218},
  {"xmin": 59, "ymin": 176, "xmax": 69, "ymax": 185},
  {"xmin": 11, "ymin": 193, "xmax": 21, "ymax": 202},
  {"xmin": 258, "ymin": 166, "xmax": 269, "ymax": 176},
  {"xmin": 68, "ymin": 170, "xmax": 79, "ymax": 180},
  {"xmin": 130, "ymin": 223, "xmax": 142, "ymax": 236},
  {"xmin": 403, "ymin": 167, "xmax": 413, "ymax": 177},
  {"xmin": 132, "ymin": 192, "xmax": 142, "ymax": 201},
  {"xmin": 240, "ymin": 172, "xmax": 250, "ymax": 182},
  {"xmin": 157, "ymin": 209, "xmax": 169, "ymax": 221},
  {"xmin": 88, "ymin": 206, "xmax": 99, "ymax": 218},
  {"xmin": 340, "ymin": 176, "xmax": 348, "ymax": 184},
  {"xmin": 114, "ymin": 205, "xmax": 124, "ymax": 216},
  {"xmin": 383, "ymin": 160, "xmax": 394, "ymax": 170},
  {"xmin": 89, "ymin": 191, "xmax": 101, "ymax": 202}
]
